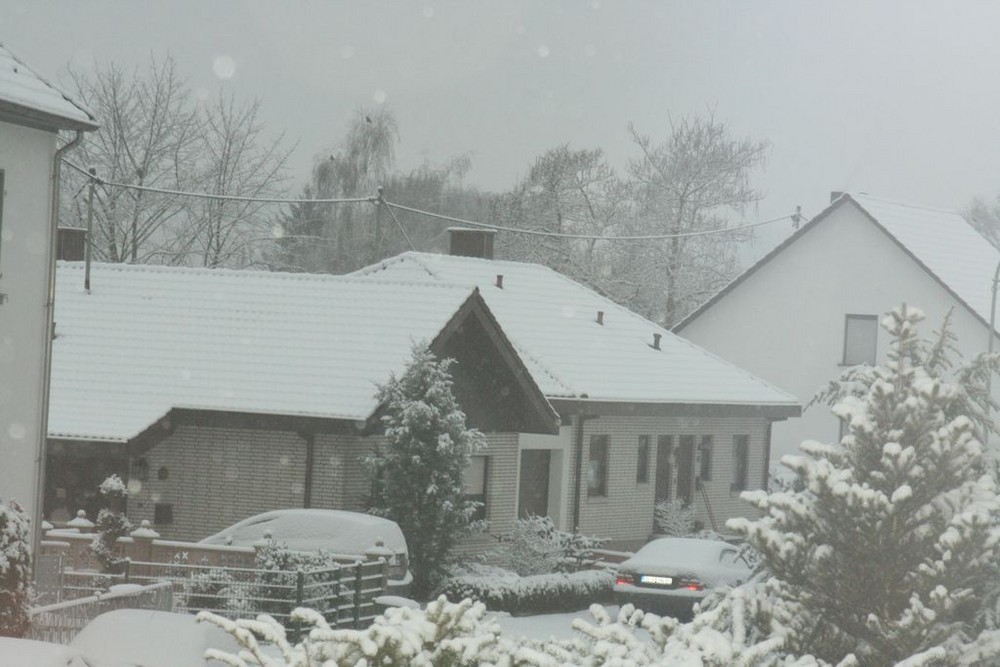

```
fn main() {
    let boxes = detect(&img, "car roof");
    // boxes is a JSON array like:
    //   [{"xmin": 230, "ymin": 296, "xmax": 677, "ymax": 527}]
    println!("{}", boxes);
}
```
[
  {"xmin": 70, "ymin": 609, "xmax": 241, "ymax": 667},
  {"xmin": 198, "ymin": 508, "xmax": 407, "ymax": 555}
]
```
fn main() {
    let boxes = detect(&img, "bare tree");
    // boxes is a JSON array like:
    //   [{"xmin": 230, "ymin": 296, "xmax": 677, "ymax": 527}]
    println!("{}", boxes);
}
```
[
  {"xmin": 168, "ymin": 93, "xmax": 292, "ymax": 268},
  {"xmin": 627, "ymin": 115, "xmax": 768, "ymax": 326},
  {"xmin": 495, "ymin": 145, "xmax": 630, "ymax": 286},
  {"xmin": 965, "ymin": 196, "xmax": 1000, "ymax": 250},
  {"xmin": 63, "ymin": 56, "xmax": 201, "ymax": 263}
]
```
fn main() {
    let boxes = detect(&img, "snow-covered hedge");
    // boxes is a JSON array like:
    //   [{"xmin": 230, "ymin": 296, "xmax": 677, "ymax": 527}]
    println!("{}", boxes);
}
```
[{"xmin": 434, "ymin": 565, "xmax": 614, "ymax": 615}]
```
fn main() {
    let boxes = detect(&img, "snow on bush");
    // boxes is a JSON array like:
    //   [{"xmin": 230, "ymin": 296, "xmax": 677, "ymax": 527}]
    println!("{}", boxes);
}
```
[
  {"xmin": 483, "ymin": 515, "xmax": 605, "ymax": 576},
  {"xmin": 91, "ymin": 474, "xmax": 131, "ymax": 573},
  {"xmin": 653, "ymin": 499, "xmax": 696, "ymax": 537},
  {"xmin": 0, "ymin": 499, "xmax": 31, "ymax": 637},
  {"xmin": 435, "ymin": 565, "xmax": 613, "ymax": 615},
  {"xmin": 199, "ymin": 595, "xmax": 831, "ymax": 666}
]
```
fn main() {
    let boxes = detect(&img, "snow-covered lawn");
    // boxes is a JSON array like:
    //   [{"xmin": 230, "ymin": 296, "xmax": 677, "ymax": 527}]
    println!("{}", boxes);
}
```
[{"xmin": 491, "ymin": 604, "xmax": 641, "ymax": 642}]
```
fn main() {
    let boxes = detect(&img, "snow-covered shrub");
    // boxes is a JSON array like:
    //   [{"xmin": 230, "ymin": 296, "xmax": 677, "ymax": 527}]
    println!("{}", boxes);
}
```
[
  {"xmin": 727, "ymin": 305, "xmax": 1000, "ymax": 665},
  {"xmin": 483, "ymin": 515, "xmax": 605, "ymax": 576},
  {"xmin": 653, "ymin": 499, "xmax": 696, "ymax": 536},
  {"xmin": 366, "ymin": 344, "xmax": 486, "ymax": 598},
  {"xmin": 91, "ymin": 474, "xmax": 131, "ymax": 573},
  {"xmin": 183, "ymin": 567, "xmax": 253, "ymax": 619},
  {"xmin": 0, "ymin": 499, "xmax": 31, "ymax": 637},
  {"xmin": 252, "ymin": 538, "xmax": 345, "ymax": 621},
  {"xmin": 435, "ymin": 566, "xmax": 614, "ymax": 615}
]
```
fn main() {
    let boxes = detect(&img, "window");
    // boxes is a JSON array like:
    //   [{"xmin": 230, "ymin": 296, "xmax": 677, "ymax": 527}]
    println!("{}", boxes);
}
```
[
  {"xmin": 463, "ymin": 456, "xmax": 488, "ymax": 521},
  {"xmin": 132, "ymin": 457, "xmax": 149, "ymax": 482},
  {"xmin": 732, "ymin": 435, "xmax": 749, "ymax": 492},
  {"xmin": 636, "ymin": 435, "xmax": 650, "ymax": 484},
  {"xmin": 588, "ymin": 435, "xmax": 609, "ymax": 497},
  {"xmin": 153, "ymin": 503, "xmax": 173, "ymax": 525},
  {"xmin": 698, "ymin": 436, "xmax": 713, "ymax": 481},
  {"xmin": 843, "ymin": 314, "xmax": 878, "ymax": 365}
]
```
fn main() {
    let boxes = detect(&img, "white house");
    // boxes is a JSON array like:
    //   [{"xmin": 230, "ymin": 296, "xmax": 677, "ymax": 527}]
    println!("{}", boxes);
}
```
[
  {"xmin": 675, "ymin": 192, "xmax": 1000, "ymax": 464},
  {"xmin": 0, "ymin": 44, "xmax": 96, "ymax": 543},
  {"xmin": 353, "ymin": 233, "xmax": 800, "ymax": 548}
]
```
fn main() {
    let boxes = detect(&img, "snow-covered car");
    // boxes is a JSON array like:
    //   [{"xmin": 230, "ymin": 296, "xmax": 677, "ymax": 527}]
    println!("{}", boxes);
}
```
[
  {"xmin": 198, "ymin": 508, "xmax": 411, "ymax": 591},
  {"xmin": 69, "ymin": 608, "xmax": 241, "ymax": 667},
  {"xmin": 613, "ymin": 537, "xmax": 751, "ymax": 618},
  {"xmin": 0, "ymin": 637, "xmax": 98, "ymax": 667}
]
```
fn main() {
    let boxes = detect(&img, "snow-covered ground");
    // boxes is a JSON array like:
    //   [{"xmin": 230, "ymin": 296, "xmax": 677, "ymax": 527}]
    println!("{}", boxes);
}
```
[{"xmin": 491, "ymin": 604, "xmax": 622, "ymax": 642}]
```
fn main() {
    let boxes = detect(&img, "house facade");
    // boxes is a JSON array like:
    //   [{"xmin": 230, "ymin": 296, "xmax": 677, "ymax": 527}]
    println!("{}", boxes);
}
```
[
  {"xmin": 675, "ymin": 192, "xmax": 1000, "ymax": 465},
  {"xmin": 0, "ymin": 45, "xmax": 96, "ymax": 542},
  {"xmin": 353, "ymin": 238, "xmax": 800, "ymax": 549},
  {"xmin": 47, "ymin": 262, "xmax": 557, "ymax": 542}
]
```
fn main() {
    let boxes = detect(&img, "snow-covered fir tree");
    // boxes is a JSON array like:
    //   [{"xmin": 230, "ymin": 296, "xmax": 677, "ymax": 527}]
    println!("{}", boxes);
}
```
[
  {"xmin": 367, "ymin": 344, "xmax": 485, "ymax": 598},
  {"xmin": 727, "ymin": 305, "xmax": 1000, "ymax": 665},
  {"xmin": 0, "ymin": 499, "xmax": 31, "ymax": 637},
  {"xmin": 91, "ymin": 474, "xmax": 131, "ymax": 573}
]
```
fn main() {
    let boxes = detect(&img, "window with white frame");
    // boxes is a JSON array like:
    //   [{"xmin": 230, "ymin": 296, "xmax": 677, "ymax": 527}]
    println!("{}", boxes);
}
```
[
  {"xmin": 731, "ymin": 435, "xmax": 749, "ymax": 492},
  {"xmin": 588, "ymin": 435, "xmax": 609, "ymax": 497},
  {"xmin": 463, "ymin": 456, "xmax": 488, "ymax": 521},
  {"xmin": 843, "ymin": 314, "xmax": 878, "ymax": 365}
]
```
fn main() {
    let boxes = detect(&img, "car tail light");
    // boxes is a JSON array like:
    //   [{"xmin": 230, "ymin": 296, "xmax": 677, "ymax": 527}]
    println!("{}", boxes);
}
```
[
  {"xmin": 616, "ymin": 572, "xmax": 636, "ymax": 586},
  {"xmin": 683, "ymin": 581, "xmax": 705, "ymax": 591}
]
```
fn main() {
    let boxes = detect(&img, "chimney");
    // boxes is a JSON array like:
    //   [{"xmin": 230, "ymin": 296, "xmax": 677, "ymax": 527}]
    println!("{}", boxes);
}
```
[
  {"xmin": 596, "ymin": 311, "xmax": 604, "ymax": 325},
  {"xmin": 57, "ymin": 227, "xmax": 86, "ymax": 261},
  {"xmin": 651, "ymin": 332, "xmax": 662, "ymax": 350},
  {"xmin": 830, "ymin": 191, "xmax": 845, "ymax": 203},
  {"xmin": 448, "ymin": 227, "xmax": 496, "ymax": 259}
]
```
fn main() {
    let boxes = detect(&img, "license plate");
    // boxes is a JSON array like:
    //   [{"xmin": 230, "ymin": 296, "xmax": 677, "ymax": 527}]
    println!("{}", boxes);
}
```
[{"xmin": 640, "ymin": 575, "xmax": 672, "ymax": 585}]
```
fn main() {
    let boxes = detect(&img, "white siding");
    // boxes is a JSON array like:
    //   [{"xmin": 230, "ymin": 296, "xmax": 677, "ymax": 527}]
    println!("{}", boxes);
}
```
[
  {"xmin": 0, "ymin": 120, "xmax": 57, "ymax": 533},
  {"xmin": 680, "ymin": 203, "xmax": 999, "ymax": 464}
]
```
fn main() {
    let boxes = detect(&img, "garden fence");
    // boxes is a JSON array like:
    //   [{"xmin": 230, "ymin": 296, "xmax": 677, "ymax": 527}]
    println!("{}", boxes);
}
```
[{"xmin": 27, "ymin": 580, "xmax": 174, "ymax": 645}]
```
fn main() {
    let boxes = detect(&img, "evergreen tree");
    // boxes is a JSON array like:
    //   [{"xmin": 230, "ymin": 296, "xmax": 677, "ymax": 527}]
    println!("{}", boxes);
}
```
[
  {"xmin": 0, "ymin": 499, "xmax": 31, "ymax": 637},
  {"xmin": 728, "ymin": 305, "xmax": 1000, "ymax": 665},
  {"xmin": 366, "ymin": 345, "xmax": 485, "ymax": 598}
]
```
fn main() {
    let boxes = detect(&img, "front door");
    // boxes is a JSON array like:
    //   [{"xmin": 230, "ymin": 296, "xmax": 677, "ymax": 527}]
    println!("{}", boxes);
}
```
[
  {"xmin": 518, "ymin": 450, "xmax": 551, "ymax": 518},
  {"xmin": 676, "ymin": 435, "xmax": 696, "ymax": 505}
]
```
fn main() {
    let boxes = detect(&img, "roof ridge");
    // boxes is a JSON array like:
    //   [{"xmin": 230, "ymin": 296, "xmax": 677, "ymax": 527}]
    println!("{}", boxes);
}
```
[
  {"xmin": 59, "ymin": 260, "xmax": 472, "ymax": 291},
  {"xmin": 850, "ymin": 192, "xmax": 962, "ymax": 216}
]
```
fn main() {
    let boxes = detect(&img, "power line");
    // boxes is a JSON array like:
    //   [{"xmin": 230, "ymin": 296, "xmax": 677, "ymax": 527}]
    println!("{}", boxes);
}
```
[
  {"xmin": 61, "ymin": 157, "xmax": 804, "ymax": 242},
  {"xmin": 61, "ymin": 158, "xmax": 375, "ymax": 206},
  {"xmin": 382, "ymin": 199, "xmax": 798, "ymax": 241}
]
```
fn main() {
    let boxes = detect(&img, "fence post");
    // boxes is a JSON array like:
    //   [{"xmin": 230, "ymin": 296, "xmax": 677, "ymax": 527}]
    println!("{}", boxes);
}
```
[
  {"xmin": 353, "ymin": 562, "xmax": 363, "ymax": 628},
  {"xmin": 123, "ymin": 558, "xmax": 131, "ymax": 584},
  {"xmin": 291, "ymin": 569, "xmax": 305, "ymax": 643},
  {"xmin": 333, "ymin": 565, "xmax": 342, "ymax": 628}
]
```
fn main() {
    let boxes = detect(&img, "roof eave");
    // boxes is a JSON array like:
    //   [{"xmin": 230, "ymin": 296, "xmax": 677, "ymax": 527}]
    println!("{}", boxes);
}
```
[
  {"xmin": 548, "ymin": 397, "xmax": 801, "ymax": 420},
  {"xmin": 0, "ymin": 100, "xmax": 98, "ymax": 132}
]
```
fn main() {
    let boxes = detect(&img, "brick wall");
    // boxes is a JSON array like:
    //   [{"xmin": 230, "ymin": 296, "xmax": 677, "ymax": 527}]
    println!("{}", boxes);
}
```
[{"xmin": 127, "ymin": 425, "xmax": 309, "ymax": 541}]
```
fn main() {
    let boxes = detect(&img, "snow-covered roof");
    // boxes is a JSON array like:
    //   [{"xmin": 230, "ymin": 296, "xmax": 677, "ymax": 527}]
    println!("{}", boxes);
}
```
[
  {"xmin": 50, "ymin": 262, "xmax": 482, "ymax": 442},
  {"xmin": 676, "ymin": 193, "xmax": 1000, "ymax": 334},
  {"xmin": 351, "ymin": 252, "xmax": 800, "ymax": 409},
  {"xmin": 0, "ymin": 44, "xmax": 97, "ymax": 131},
  {"xmin": 849, "ymin": 193, "xmax": 1000, "ymax": 325}
]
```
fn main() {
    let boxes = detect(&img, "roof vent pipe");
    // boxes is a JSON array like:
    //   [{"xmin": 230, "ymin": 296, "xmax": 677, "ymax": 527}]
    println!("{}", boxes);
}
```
[
  {"xmin": 651, "ymin": 333, "xmax": 662, "ymax": 350},
  {"xmin": 496, "ymin": 274, "xmax": 504, "ymax": 289},
  {"xmin": 596, "ymin": 311, "xmax": 604, "ymax": 325}
]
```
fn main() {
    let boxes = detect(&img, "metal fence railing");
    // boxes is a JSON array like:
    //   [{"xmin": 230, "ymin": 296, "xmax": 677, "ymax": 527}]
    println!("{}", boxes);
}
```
[
  {"xmin": 28, "ymin": 581, "xmax": 174, "ymax": 645},
  {"xmin": 57, "ymin": 558, "xmax": 389, "ymax": 633}
]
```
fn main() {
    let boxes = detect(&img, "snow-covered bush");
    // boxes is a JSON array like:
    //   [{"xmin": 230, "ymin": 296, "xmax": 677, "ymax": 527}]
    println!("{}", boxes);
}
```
[
  {"xmin": 91, "ymin": 474, "xmax": 131, "ymax": 573},
  {"xmin": 435, "ymin": 565, "xmax": 613, "ymax": 615},
  {"xmin": 0, "ymin": 499, "xmax": 31, "ymax": 637},
  {"xmin": 483, "ymin": 515, "xmax": 605, "ymax": 576},
  {"xmin": 653, "ymin": 499, "xmax": 696, "ymax": 536},
  {"xmin": 252, "ymin": 538, "xmax": 344, "ymax": 620},
  {"xmin": 727, "ymin": 305, "xmax": 1000, "ymax": 665},
  {"xmin": 183, "ymin": 567, "xmax": 254, "ymax": 619},
  {"xmin": 366, "ymin": 344, "xmax": 486, "ymax": 598}
]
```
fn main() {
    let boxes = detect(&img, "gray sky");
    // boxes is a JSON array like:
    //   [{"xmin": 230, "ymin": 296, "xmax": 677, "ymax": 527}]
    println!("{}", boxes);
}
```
[{"xmin": 5, "ymin": 0, "xmax": 1000, "ymax": 255}]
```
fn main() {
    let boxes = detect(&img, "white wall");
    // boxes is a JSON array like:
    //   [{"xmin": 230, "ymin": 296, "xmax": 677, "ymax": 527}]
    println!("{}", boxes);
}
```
[
  {"xmin": 680, "ymin": 201, "xmax": 998, "ymax": 465},
  {"xmin": 0, "ymin": 121, "xmax": 57, "ymax": 532}
]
